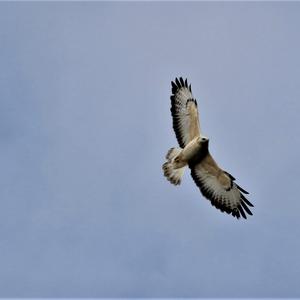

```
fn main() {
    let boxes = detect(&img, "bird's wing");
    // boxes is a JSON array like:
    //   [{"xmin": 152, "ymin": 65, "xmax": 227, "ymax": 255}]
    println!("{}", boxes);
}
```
[
  {"xmin": 190, "ymin": 153, "xmax": 253, "ymax": 219},
  {"xmin": 170, "ymin": 77, "xmax": 201, "ymax": 148}
]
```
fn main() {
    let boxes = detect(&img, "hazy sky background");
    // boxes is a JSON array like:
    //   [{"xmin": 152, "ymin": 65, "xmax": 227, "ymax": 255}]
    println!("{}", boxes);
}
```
[{"xmin": 1, "ymin": 2, "xmax": 300, "ymax": 297}]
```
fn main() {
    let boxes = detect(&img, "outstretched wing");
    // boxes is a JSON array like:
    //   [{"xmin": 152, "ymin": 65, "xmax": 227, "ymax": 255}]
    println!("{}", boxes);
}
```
[
  {"xmin": 190, "ymin": 153, "xmax": 253, "ymax": 219},
  {"xmin": 170, "ymin": 77, "xmax": 201, "ymax": 148}
]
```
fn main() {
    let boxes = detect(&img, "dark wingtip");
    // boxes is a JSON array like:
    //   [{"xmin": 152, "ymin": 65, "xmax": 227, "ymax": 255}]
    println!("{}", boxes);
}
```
[
  {"xmin": 225, "ymin": 171, "xmax": 236, "ymax": 181},
  {"xmin": 238, "ymin": 206, "xmax": 247, "ymax": 219},
  {"xmin": 237, "ymin": 184, "xmax": 249, "ymax": 194},
  {"xmin": 172, "ymin": 77, "xmax": 192, "ymax": 95},
  {"xmin": 233, "ymin": 209, "xmax": 240, "ymax": 219},
  {"xmin": 241, "ymin": 200, "xmax": 253, "ymax": 215},
  {"xmin": 241, "ymin": 194, "xmax": 254, "ymax": 207},
  {"xmin": 180, "ymin": 77, "xmax": 184, "ymax": 87}
]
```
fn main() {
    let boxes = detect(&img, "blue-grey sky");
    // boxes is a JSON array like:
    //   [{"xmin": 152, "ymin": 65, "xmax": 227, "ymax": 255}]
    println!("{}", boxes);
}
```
[{"xmin": 1, "ymin": 2, "xmax": 300, "ymax": 297}]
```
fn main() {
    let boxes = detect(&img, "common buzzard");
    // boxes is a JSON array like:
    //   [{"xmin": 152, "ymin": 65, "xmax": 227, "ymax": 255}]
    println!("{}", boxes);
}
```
[{"xmin": 162, "ymin": 77, "xmax": 253, "ymax": 219}]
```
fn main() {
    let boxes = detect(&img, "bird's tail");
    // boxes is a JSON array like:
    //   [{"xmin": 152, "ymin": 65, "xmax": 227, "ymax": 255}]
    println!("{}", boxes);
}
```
[{"xmin": 162, "ymin": 147, "xmax": 186, "ymax": 185}]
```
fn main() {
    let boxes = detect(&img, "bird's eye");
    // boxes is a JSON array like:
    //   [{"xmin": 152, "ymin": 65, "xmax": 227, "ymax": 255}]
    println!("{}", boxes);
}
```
[{"xmin": 202, "ymin": 138, "xmax": 206, "ymax": 141}]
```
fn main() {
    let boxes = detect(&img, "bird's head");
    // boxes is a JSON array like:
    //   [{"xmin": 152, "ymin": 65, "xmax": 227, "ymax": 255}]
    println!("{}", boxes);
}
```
[
  {"xmin": 195, "ymin": 135, "xmax": 209, "ymax": 149},
  {"xmin": 197, "ymin": 135, "xmax": 208, "ymax": 144},
  {"xmin": 200, "ymin": 135, "xmax": 209, "ymax": 143},
  {"xmin": 197, "ymin": 135, "xmax": 209, "ymax": 151}
]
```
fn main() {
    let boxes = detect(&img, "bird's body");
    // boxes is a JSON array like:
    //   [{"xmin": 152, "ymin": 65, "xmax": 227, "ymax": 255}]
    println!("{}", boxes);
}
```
[
  {"xmin": 175, "ymin": 137, "xmax": 205, "ymax": 165},
  {"xmin": 162, "ymin": 77, "xmax": 253, "ymax": 219}
]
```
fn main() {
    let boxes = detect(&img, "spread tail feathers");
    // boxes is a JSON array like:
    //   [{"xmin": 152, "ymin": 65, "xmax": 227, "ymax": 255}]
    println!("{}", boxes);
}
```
[{"xmin": 162, "ymin": 147, "xmax": 185, "ymax": 185}]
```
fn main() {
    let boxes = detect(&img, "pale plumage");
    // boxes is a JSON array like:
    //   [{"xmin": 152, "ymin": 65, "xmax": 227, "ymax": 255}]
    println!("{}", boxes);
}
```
[{"xmin": 162, "ymin": 77, "xmax": 253, "ymax": 219}]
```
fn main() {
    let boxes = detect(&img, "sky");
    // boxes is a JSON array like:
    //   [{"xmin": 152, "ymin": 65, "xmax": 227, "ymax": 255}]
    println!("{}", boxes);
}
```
[{"xmin": 0, "ymin": 1, "xmax": 300, "ymax": 298}]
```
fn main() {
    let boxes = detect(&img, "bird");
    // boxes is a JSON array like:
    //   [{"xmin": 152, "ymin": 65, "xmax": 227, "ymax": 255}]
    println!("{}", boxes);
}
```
[{"xmin": 162, "ymin": 77, "xmax": 253, "ymax": 219}]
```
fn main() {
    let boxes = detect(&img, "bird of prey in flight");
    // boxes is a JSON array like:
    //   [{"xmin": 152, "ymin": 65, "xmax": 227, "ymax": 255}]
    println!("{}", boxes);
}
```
[{"xmin": 162, "ymin": 77, "xmax": 253, "ymax": 219}]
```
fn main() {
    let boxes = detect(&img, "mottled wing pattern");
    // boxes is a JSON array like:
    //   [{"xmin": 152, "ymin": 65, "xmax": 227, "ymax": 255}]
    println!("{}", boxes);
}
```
[
  {"xmin": 170, "ymin": 77, "xmax": 201, "ymax": 148},
  {"xmin": 190, "ymin": 153, "xmax": 253, "ymax": 219}
]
